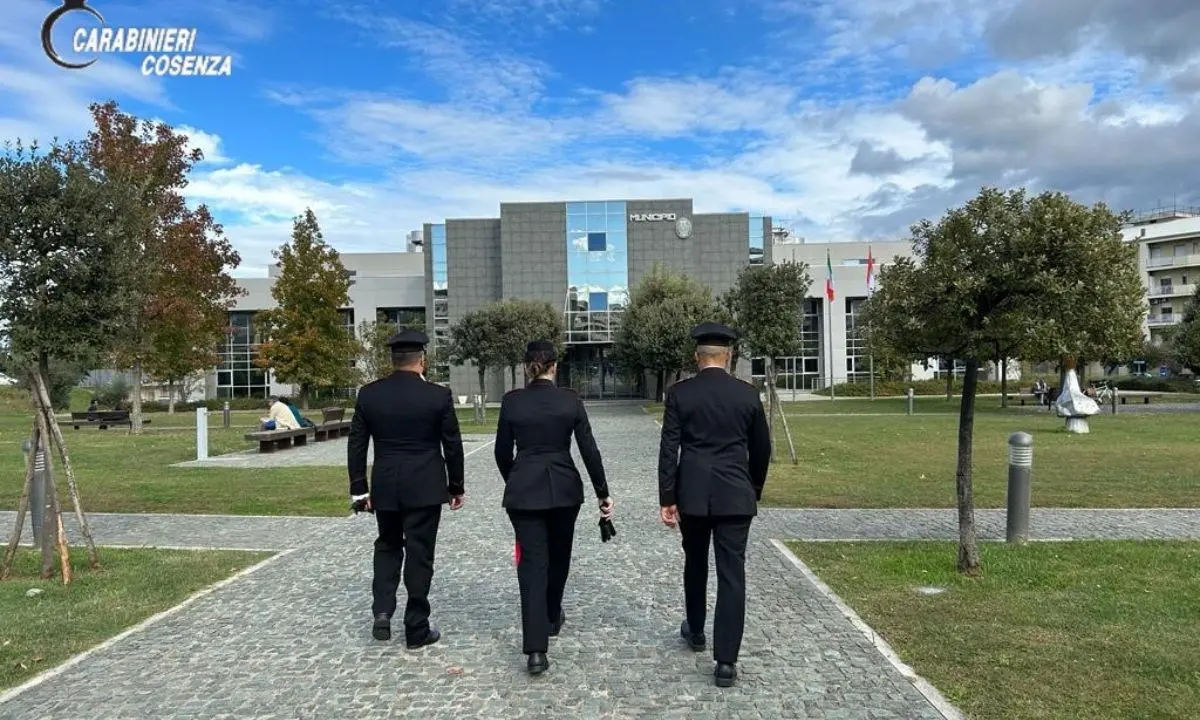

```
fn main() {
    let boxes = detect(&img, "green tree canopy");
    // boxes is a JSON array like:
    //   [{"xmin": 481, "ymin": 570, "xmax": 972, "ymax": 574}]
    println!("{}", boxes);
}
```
[
  {"xmin": 255, "ymin": 208, "xmax": 359, "ymax": 407},
  {"xmin": 1170, "ymin": 286, "xmax": 1200, "ymax": 374},
  {"xmin": 614, "ymin": 266, "xmax": 724, "ymax": 399},
  {"xmin": 860, "ymin": 186, "xmax": 1145, "ymax": 575}
]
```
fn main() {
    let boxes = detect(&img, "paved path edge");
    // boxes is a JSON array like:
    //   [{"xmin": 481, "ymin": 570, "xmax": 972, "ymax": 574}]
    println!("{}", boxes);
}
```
[
  {"xmin": 0, "ymin": 549, "xmax": 293, "ymax": 706},
  {"xmin": 770, "ymin": 539, "xmax": 965, "ymax": 720}
]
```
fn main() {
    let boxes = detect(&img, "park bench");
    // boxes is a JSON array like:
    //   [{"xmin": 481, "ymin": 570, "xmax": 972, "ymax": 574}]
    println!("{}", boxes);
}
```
[
  {"xmin": 313, "ymin": 407, "xmax": 352, "ymax": 442},
  {"xmin": 1013, "ymin": 387, "xmax": 1048, "ymax": 407},
  {"xmin": 1118, "ymin": 391, "xmax": 1162, "ymax": 405},
  {"xmin": 243, "ymin": 427, "xmax": 314, "ymax": 453},
  {"xmin": 70, "ymin": 411, "xmax": 151, "ymax": 430}
]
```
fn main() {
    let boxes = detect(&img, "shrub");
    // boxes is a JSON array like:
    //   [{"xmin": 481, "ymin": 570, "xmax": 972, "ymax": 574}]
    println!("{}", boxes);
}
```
[
  {"xmin": 1111, "ymin": 376, "xmax": 1200, "ymax": 394},
  {"xmin": 812, "ymin": 378, "xmax": 1009, "ymax": 397}
]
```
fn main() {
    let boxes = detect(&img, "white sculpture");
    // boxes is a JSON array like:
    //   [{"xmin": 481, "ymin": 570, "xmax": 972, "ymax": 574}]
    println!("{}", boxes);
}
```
[{"xmin": 1055, "ymin": 366, "xmax": 1099, "ymax": 433}]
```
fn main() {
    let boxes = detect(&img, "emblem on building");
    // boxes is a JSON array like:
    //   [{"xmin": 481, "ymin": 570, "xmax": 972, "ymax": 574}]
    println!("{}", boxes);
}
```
[{"xmin": 675, "ymin": 216, "xmax": 693, "ymax": 239}]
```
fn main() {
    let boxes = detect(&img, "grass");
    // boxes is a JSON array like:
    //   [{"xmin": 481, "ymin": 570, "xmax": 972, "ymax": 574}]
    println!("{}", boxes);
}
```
[
  {"xmin": 645, "ymin": 398, "xmax": 1200, "ymax": 508},
  {"xmin": 788, "ymin": 540, "xmax": 1200, "ymax": 720},
  {"xmin": 0, "ymin": 406, "xmax": 497, "ymax": 517},
  {"xmin": 0, "ymin": 547, "xmax": 271, "ymax": 690}
]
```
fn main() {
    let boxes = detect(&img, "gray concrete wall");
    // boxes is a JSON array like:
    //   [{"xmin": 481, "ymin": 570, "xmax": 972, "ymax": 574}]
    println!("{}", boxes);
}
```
[
  {"xmin": 500, "ymin": 202, "xmax": 568, "ymax": 308},
  {"xmin": 444, "ymin": 219, "xmax": 504, "ymax": 401}
]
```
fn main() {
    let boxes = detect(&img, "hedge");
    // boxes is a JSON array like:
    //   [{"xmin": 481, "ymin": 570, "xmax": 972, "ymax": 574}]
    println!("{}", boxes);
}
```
[
  {"xmin": 811, "ymin": 378, "xmax": 1010, "ymax": 397},
  {"xmin": 1111, "ymin": 376, "xmax": 1200, "ymax": 394}
]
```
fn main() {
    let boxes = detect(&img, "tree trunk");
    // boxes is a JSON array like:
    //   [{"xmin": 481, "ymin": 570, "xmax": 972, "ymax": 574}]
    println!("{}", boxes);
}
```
[
  {"xmin": 0, "ymin": 418, "xmax": 39, "ymax": 580},
  {"xmin": 944, "ymin": 358, "xmax": 953, "ymax": 401},
  {"xmin": 33, "ymin": 370, "xmax": 99, "ymax": 570},
  {"xmin": 656, "ymin": 369, "xmax": 665, "ymax": 402},
  {"xmin": 32, "ymin": 405, "xmax": 70, "ymax": 583},
  {"xmin": 1000, "ymin": 357, "xmax": 1009, "ymax": 408},
  {"xmin": 510, "ymin": 365, "xmax": 517, "ymax": 390},
  {"xmin": 954, "ymin": 358, "xmax": 982, "ymax": 575},
  {"xmin": 130, "ymin": 359, "xmax": 144, "ymax": 435},
  {"xmin": 168, "ymin": 379, "xmax": 177, "ymax": 414},
  {"xmin": 764, "ymin": 363, "xmax": 776, "ymax": 462},
  {"xmin": 300, "ymin": 386, "xmax": 310, "ymax": 410},
  {"xmin": 476, "ymin": 366, "xmax": 487, "ymax": 424},
  {"xmin": 768, "ymin": 368, "xmax": 798, "ymax": 464}
]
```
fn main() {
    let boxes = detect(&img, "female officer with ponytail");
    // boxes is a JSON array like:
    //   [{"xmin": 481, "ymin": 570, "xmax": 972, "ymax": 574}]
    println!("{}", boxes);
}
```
[{"xmin": 494, "ymin": 340, "xmax": 614, "ymax": 675}]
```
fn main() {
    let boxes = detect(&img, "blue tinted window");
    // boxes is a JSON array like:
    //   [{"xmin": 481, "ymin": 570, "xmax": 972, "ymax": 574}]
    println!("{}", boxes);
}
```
[
  {"xmin": 587, "ymin": 232, "xmax": 607, "ymax": 252},
  {"xmin": 589, "ymin": 292, "xmax": 608, "ymax": 311}
]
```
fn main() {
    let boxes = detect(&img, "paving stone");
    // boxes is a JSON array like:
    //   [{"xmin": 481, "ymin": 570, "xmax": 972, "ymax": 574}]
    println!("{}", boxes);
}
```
[
  {"xmin": 0, "ymin": 405, "xmax": 949, "ymax": 719},
  {"xmin": 4, "ymin": 404, "xmax": 1199, "ymax": 718},
  {"xmin": 0, "ymin": 511, "xmax": 334, "ymax": 550}
]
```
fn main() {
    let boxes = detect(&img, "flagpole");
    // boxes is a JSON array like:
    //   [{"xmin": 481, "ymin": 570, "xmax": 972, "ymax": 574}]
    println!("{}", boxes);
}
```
[
  {"xmin": 866, "ymin": 245, "xmax": 875, "ymax": 401},
  {"xmin": 827, "ymin": 298, "xmax": 834, "ymax": 400}
]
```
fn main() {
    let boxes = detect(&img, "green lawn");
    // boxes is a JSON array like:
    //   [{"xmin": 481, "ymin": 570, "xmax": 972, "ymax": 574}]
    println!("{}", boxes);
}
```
[
  {"xmin": 0, "ymin": 547, "xmax": 271, "ymax": 690},
  {"xmin": 0, "ymin": 407, "xmax": 497, "ymax": 517},
  {"xmin": 645, "ymin": 399, "xmax": 1200, "ymax": 508},
  {"xmin": 789, "ymin": 541, "xmax": 1200, "ymax": 720}
]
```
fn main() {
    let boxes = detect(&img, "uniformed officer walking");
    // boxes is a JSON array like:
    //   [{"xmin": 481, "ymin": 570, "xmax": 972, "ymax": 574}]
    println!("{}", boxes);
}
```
[
  {"xmin": 657, "ymin": 322, "xmax": 771, "ymax": 687},
  {"xmin": 495, "ymin": 340, "xmax": 614, "ymax": 675},
  {"xmin": 348, "ymin": 329, "xmax": 466, "ymax": 648}
]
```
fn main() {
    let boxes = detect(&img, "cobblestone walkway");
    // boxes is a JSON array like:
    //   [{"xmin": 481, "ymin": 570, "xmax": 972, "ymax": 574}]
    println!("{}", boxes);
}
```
[
  {"xmin": 5, "ymin": 405, "xmax": 1200, "ymax": 718},
  {"xmin": 3, "ymin": 405, "xmax": 951, "ymax": 719}
]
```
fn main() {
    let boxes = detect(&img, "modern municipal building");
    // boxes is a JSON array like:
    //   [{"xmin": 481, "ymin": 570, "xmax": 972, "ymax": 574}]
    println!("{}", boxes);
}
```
[
  {"xmin": 133, "ymin": 196, "xmax": 1014, "ymax": 404},
  {"xmin": 423, "ymin": 198, "xmax": 776, "ymax": 400}
]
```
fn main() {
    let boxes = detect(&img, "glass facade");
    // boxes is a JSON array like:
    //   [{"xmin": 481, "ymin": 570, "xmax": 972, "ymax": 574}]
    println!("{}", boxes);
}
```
[
  {"xmin": 750, "ymin": 299, "xmax": 822, "ymax": 389},
  {"xmin": 430, "ymin": 224, "xmax": 450, "ymax": 380},
  {"xmin": 565, "ymin": 201, "xmax": 628, "ymax": 344},
  {"xmin": 376, "ymin": 307, "xmax": 426, "ymax": 328},
  {"xmin": 845, "ymin": 297, "xmax": 870, "ymax": 382},
  {"xmin": 749, "ymin": 215, "xmax": 765, "ymax": 265},
  {"xmin": 217, "ymin": 311, "xmax": 270, "ymax": 398}
]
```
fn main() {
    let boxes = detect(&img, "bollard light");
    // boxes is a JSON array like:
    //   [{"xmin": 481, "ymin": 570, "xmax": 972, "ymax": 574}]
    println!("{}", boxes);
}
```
[
  {"xmin": 222, "ymin": 401, "xmax": 231, "ymax": 428},
  {"xmin": 22, "ymin": 437, "xmax": 46, "ymax": 544},
  {"xmin": 1006, "ymin": 431, "xmax": 1033, "ymax": 543},
  {"xmin": 196, "ymin": 407, "xmax": 209, "ymax": 460}
]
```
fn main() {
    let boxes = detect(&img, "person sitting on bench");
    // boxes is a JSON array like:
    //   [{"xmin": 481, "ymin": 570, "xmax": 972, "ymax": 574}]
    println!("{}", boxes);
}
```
[
  {"xmin": 283, "ymin": 397, "xmax": 315, "ymax": 428},
  {"xmin": 261, "ymin": 395, "xmax": 301, "ymax": 431}
]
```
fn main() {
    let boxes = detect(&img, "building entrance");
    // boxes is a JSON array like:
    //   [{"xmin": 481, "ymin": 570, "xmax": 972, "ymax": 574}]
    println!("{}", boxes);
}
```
[{"xmin": 557, "ymin": 344, "xmax": 640, "ymax": 399}]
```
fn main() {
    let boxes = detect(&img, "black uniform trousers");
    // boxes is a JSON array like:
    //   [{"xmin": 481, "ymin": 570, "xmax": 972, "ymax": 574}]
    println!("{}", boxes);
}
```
[
  {"xmin": 507, "ymin": 505, "xmax": 581, "ymax": 654},
  {"xmin": 679, "ymin": 513, "xmax": 753, "ymax": 664},
  {"xmin": 372, "ymin": 506, "xmax": 442, "ymax": 641}
]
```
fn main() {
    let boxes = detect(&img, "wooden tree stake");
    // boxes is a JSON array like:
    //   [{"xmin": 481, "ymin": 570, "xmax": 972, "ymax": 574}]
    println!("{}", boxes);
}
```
[
  {"xmin": 770, "ymin": 378, "xmax": 798, "ymax": 464},
  {"xmin": 33, "ymin": 370, "xmax": 99, "ymax": 569},
  {"xmin": 0, "ymin": 419, "xmax": 40, "ymax": 580}
]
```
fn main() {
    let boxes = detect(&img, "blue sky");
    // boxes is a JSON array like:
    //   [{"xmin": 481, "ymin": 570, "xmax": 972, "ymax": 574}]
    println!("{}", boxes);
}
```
[{"xmin": 2, "ymin": 0, "xmax": 1199, "ymax": 276}]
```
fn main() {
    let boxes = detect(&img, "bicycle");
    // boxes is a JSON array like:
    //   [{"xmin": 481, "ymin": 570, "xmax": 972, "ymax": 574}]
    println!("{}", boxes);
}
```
[{"xmin": 1092, "ymin": 381, "xmax": 1114, "ymax": 404}]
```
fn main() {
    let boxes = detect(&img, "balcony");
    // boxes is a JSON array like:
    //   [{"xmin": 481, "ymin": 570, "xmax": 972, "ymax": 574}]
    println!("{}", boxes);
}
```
[
  {"xmin": 1148, "ymin": 284, "xmax": 1197, "ymax": 298},
  {"xmin": 1147, "ymin": 314, "xmax": 1180, "ymax": 326},
  {"xmin": 1146, "ymin": 254, "xmax": 1200, "ymax": 269}
]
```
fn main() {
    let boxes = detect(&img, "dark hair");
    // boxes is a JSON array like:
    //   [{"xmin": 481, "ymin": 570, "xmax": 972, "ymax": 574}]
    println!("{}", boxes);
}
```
[
  {"xmin": 524, "ymin": 342, "xmax": 556, "ymax": 379},
  {"xmin": 392, "ymin": 348, "xmax": 424, "ymax": 369}
]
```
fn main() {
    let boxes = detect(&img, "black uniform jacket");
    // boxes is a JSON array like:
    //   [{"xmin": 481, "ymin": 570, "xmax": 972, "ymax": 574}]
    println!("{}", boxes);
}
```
[
  {"xmin": 348, "ymin": 370, "xmax": 465, "ymax": 511},
  {"xmin": 494, "ymin": 379, "xmax": 609, "ymax": 510},
  {"xmin": 657, "ymin": 367, "xmax": 771, "ymax": 517}
]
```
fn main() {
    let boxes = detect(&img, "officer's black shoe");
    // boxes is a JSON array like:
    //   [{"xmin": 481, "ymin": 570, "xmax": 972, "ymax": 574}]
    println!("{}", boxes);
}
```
[
  {"xmin": 680, "ymin": 620, "xmax": 705, "ymax": 651},
  {"xmin": 527, "ymin": 652, "xmax": 549, "ymax": 674},
  {"xmin": 550, "ymin": 612, "xmax": 565, "ymax": 637},
  {"xmin": 371, "ymin": 614, "xmax": 391, "ymax": 641},
  {"xmin": 714, "ymin": 662, "xmax": 738, "ymax": 688},
  {"xmin": 405, "ymin": 627, "xmax": 441, "ymax": 649}
]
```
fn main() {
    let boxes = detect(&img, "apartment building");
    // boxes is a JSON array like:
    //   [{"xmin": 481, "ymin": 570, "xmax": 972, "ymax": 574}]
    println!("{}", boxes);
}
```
[{"xmin": 1122, "ymin": 207, "xmax": 1200, "ymax": 350}]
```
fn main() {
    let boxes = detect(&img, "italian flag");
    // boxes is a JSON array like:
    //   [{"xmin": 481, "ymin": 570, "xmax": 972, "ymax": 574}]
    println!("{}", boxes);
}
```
[
  {"xmin": 825, "ymin": 249, "xmax": 835, "ymax": 301},
  {"xmin": 866, "ymin": 246, "xmax": 876, "ymax": 296}
]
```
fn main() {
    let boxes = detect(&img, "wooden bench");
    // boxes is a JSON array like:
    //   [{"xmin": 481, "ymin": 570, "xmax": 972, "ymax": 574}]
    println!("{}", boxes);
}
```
[
  {"xmin": 243, "ymin": 427, "xmax": 314, "ymax": 453},
  {"xmin": 1013, "ymin": 388, "xmax": 1049, "ymax": 406},
  {"xmin": 70, "ymin": 411, "xmax": 151, "ymax": 430},
  {"xmin": 313, "ymin": 407, "xmax": 352, "ymax": 442}
]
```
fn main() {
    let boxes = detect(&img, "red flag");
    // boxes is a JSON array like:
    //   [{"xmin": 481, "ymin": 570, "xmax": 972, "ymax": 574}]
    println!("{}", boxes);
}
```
[{"xmin": 825, "ymin": 249, "xmax": 835, "ymax": 302}]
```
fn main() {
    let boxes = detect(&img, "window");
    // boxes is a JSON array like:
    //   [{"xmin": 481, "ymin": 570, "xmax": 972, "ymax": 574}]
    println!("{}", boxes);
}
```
[
  {"xmin": 566, "ymin": 201, "xmax": 627, "ymax": 344},
  {"xmin": 216, "ymin": 311, "xmax": 270, "ymax": 399},
  {"xmin": 749, "ymin": 215, "xmax": 764, "ymax": 265},
  {"xmin": 750, "ymin": 299, "xmax": 822, "ymax": 389}
]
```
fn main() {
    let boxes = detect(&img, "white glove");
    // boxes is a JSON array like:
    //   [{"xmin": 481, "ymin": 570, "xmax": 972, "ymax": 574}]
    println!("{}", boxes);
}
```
[{"xmin": 351, "ymin": 493, "xmax": 369, "ymax": 502}]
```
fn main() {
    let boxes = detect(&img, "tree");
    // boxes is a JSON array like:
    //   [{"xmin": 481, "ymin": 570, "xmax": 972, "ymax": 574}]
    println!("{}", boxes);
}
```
[
  {"xmin": 1171, "ymin": 286, "xmax": 1200, "ymax": 373},
  {"xmin": 81, "ymin": 101, "xmax": 242, "ymax": 429},
  {"xmin": 614, "ymin": 267, "xmax": 724, "ymax": 400},
  {"xmin": 0, "ymin": 140, "xmax": 133, "ymax": 581},
  {"xmin": 860, "ymin": 186, "xmax": 1144, "ymax": 576},
  {"xmin": 491, "ymin": 299, "xmax": 565, "ymax": 387},
  {"xmin": 255, "ymin": 209, "xmax": 359, "ymax": 408},
  {"xmin": 359, "ymin": 314, "xmax": 428, "ymax": 383},
  {"xmin": 448, "ymin": 308, "xmax": 505, "ymax": 422},
  {"xmin": 723, "ymin": 262, "xmax": 812, "ymax": 464}
]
